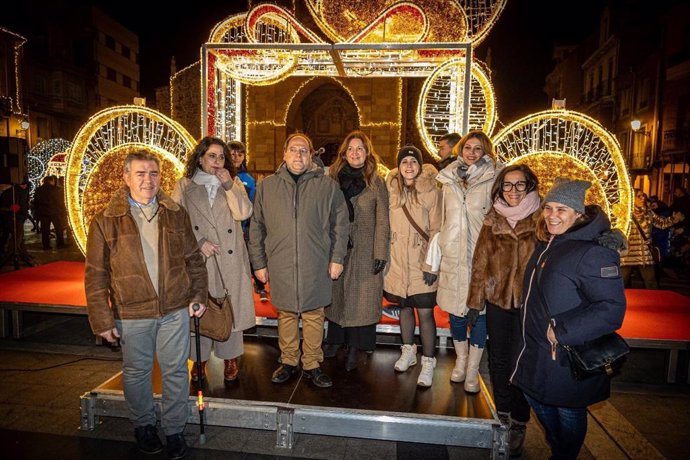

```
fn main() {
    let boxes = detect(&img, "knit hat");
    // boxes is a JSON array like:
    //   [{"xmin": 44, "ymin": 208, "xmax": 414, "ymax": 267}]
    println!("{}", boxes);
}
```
[
  {"xmin": 397, "ymin": 145, "xmax": 423, "ymax": 167},
  {"xmin": 543, "ymin": 177, "xmax": 592, "ymax": 214}
]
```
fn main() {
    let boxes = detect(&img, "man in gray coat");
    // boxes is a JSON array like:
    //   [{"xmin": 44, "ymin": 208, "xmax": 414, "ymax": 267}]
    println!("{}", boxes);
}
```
[{"xmin": 249, "ymin": 133, "xmax": 349, "ymax": 388}]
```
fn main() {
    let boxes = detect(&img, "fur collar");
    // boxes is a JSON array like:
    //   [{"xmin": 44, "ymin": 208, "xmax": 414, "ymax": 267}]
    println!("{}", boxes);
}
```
[
  {"xmin": 483, "ymin": 207, "xmax": 541, "ymax": 236},
  {"xmin": 386, "ymin": 164, "xmax": 438, "ymax": 208},
  {"xmin": 103, "ymin": 186, "xmax": 180, "ymax": 217}
]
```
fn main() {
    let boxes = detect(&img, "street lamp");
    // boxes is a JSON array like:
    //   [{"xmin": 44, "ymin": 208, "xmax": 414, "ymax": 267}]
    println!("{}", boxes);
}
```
[{"xmin": 631, "ymin": 119, "xmax": 650, "ymax": 136}]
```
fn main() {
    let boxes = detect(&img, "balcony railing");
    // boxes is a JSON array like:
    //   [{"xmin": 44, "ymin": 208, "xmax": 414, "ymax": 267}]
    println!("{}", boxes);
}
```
[{"xmin": 663, "ymin": 129, "xmax": 689, "ymax": 152}]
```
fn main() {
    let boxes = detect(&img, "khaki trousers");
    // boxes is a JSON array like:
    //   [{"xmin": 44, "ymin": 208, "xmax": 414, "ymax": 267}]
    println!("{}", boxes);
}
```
[{"xmin": 277, "ymin": 308, "xmax": 325, "ymax": 371}]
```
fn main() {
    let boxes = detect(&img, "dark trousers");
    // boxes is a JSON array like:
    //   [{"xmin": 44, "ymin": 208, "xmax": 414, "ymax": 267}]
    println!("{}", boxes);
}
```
[
  {"xmin": 525, "ymin": 394, "xmax": 587, "ymax": 460},
  {"xmin": 40, "ymin": 215, "xmax": 63, "ymax": 249},
  {"xmin": 486, "ymin": 302, "xmax": 530, "ymax": 422}
]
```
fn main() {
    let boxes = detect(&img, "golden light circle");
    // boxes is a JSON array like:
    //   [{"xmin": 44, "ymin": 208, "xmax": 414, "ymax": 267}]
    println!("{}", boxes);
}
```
[
  {"xmin": 418, "ymin": 58, "xmax": 496, "ymax": 159},
  {"xmin": 65, "ymin": 106, "xmax": 195, "ymax": 255},
  {"xmin": 509, "ymin": 153, "xmax": 609, "ymax": 215},
  {"xmin": 492, "ymin": 110, "xmax": 632, "ymax": 232},
  {"xmin": 81, "ymin": 145, "xmax": 185, "ymax": 236}
]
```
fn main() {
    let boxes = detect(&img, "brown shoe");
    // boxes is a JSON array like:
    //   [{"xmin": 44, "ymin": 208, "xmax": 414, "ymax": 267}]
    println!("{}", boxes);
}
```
[
  {"xmin": 191, "ymin": 361, "xmax": 207, "ymax": 382},
  {"xmin": 224, "ymin": 358, "xmax": 239, "ymax": 381}
]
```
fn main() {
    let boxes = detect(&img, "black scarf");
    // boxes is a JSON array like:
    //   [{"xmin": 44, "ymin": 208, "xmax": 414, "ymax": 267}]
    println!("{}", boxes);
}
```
[{"xmin": 339, "ymin": 164, "xmax": 366, "ymax": 222}]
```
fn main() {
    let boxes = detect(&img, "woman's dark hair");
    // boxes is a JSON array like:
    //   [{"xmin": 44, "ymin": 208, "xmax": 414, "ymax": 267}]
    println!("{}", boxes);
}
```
[
  {"xmin": 183, "ymin": 136, "xmax": 236, "ymax": 179},
  {"xmin": 490, "ymin": 163, "xmax": 539, "ymax": 203},
  {"xmin": 227, "ymin": 140, "xmax": 247, "ymax": 172}
]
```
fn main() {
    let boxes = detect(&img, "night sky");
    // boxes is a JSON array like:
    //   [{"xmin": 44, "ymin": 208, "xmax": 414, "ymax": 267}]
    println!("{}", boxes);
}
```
[{"xmin": 5, "ymin": 1, "xmax": 606, "ymax": 125}]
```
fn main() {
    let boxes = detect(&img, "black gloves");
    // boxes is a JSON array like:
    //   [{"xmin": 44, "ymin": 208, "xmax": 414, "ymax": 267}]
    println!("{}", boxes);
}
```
[
  {"xmin": 596, "ymin": 228, "xmax": 628, "ymax": 253},
  {"xmin": 373, "ymin": 259, "xmax": 387, "ymax": 275},
  {"xmin": 422, "ymin": 272, "xmax": 437, "ymax": 286},
  {"xmin": 466, "ymin": 308, "xmax": 480, "ymax": 327}
]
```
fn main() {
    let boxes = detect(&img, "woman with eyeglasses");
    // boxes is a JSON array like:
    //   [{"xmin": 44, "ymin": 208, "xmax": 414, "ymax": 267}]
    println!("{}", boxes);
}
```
[
  {"xmin": 465, "ymin": 164, "xmax": 540, "ymax": 457},
  {"xmin": 323, "ymin": 130, "xmax": 390, "ymax": 372},
  {"xmin": 425, "ymin": 130, "xmax": 503, "ymax": 393},
  {"xmin": 619, "ymin": 189, "xmax": 683, "ymax": 288},
  {"xmin": 172, "ymin": 136, "xmax": 255, "ymax": 383}
]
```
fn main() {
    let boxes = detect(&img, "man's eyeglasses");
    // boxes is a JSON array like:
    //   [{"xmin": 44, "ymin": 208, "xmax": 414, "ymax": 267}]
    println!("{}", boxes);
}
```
[
  {"xmin": 288, "ymin": 147, "xmax": 309, "ymax": 155},
  {"xmin": 502, "ymin": 181, "xmax": 528, "ymax": 192}
]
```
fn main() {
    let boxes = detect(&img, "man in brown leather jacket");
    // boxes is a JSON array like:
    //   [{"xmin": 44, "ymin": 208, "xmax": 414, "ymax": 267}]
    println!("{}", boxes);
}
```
[{"xmin": 85, "ymin": 151, "xmax": 207, "ymax": 459}]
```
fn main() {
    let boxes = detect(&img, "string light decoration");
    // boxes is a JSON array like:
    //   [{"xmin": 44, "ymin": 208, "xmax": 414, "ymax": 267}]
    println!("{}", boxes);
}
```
[
  {"xmin": 1, "ymin": 26, "xmax": 27, "ymax": 115},
  {"xmin": 65, "ymin": 106, "xmax": 196, "ymax": 255},
  {"xmin": 304, "ymin": 0, "xmax": 506, "ymax": 45},
  {"xmin": 492, "ymin": 110, "xmax": 632, "ymax": 232},
  {"xmin": 27, "ymin": 138, "xmax": 71, "ymax": 197},
  {"xmin": 417, "ymin": 57, "xmax": 496, "ymax": 159},
  {"xmin": 203, "ymin": 3, "xmax": 477, "ymax": 148}
]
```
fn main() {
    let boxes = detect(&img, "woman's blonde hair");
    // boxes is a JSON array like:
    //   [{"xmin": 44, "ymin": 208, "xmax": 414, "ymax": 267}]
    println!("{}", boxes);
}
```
[{"xmin": 452, "ymin": 130, "xmax": 496, "ymax": 163}]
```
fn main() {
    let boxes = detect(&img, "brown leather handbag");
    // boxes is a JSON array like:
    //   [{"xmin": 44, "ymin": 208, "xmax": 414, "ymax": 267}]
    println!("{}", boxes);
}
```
[{"xmin": 193, "ymin": 255, "xmax": 234, "ymax": 341}]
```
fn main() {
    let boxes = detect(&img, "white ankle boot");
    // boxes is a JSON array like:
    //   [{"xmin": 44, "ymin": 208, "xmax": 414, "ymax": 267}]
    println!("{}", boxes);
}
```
[
  {"xmin": 450, "ymin": 340, "xmax": 469, "ymax": 382},
  {"xmin": 394, "ymin": 344, "xmax": 417, "ymax": 371},
  {"xmin": 464, "ymin": 345, "xmax": 484, "ymax": 393},
  {"xmin": 417, "ymin": 356, "xmax": 436, "ymax": 387}
]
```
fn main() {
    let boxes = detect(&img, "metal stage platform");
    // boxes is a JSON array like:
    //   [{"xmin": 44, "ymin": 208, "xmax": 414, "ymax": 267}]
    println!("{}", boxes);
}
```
[{"xmin": 80, "ymin": 335, "xmax": 507, "ymax": 458}]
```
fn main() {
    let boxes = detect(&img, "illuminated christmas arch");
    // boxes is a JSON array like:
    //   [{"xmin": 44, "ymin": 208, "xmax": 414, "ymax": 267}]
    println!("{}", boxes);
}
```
[
  {"xmin": 65, "ymin": 106, "xmax": 196, "ymax": 254},
  {"xmin": 492, "ymin": 110, "xmax": 632, "ymax": 232}
]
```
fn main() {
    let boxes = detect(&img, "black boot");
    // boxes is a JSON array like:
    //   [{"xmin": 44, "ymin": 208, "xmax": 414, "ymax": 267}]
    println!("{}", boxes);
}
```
[
  {"xmin": 345, "ymin": 346, "xmax": 358, "ymax": 371},
  {"xmin": 323, "ymin": 343, "xmax": 340, "ymax": 358}
]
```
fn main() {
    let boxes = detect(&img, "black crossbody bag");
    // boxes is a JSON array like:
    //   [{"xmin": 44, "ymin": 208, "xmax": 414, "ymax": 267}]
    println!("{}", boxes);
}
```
[{"xmin": 535, "ymin": 263, "xmax": 629, "ymax": 379}]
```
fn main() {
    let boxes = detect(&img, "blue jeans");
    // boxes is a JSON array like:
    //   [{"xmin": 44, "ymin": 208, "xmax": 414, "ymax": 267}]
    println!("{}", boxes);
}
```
[
  {"xmin": 116, "ymin": 308, "xmax": 190, "ymax": 436},
  {"xmin": 525, "ymin": 394, "xmax": 587, "ymax": 460},
  {"xmin": 449, "ymin": 313, "xmax": 487, "ymax": 347}
]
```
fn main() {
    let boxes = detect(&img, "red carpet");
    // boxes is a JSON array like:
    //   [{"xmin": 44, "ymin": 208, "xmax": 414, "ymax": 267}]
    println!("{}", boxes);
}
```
[{"xmin": 2, "ymin": 262, "xmax": 690, "ymax": 342}]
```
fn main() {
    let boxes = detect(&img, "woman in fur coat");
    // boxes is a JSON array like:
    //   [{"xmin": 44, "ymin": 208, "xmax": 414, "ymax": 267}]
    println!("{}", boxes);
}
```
[
  {"xmin": 466, "ymin": 164, "xmax": 540, "ymax": 457},
  {"xmin": 383, "ymin": 146, "xmax": 442, "ymax": 387}
]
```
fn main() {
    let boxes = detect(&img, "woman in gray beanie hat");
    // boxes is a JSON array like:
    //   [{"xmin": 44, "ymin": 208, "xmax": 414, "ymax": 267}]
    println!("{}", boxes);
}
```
[{"xmin": 512, "ymin": 176, "xmax": 626, "ymax": 460}]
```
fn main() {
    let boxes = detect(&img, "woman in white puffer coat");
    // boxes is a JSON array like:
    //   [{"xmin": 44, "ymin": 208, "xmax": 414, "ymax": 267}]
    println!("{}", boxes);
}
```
[{"xmin": 426, "ymin": 130, "xmax": 502, "ymax": 393}]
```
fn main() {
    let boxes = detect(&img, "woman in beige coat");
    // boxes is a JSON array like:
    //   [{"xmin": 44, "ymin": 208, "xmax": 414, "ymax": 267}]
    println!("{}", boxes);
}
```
[
  {"xmin": 325, "ymin": 131, "xmax": 390, "ymax": 372},
  {"xmin": 383, "ymin": 146, "xmax": 442, "ymax": 387},
  {"xmin": 173, "ymin": 136, "xmax": 255, "ymax": 383}
]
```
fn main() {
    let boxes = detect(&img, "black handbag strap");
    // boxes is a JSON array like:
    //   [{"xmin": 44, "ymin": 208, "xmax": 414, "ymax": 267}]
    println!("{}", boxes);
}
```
[
  {"xmin": 631, "ymin": 216, "xmax": 650, "ymax": 244},
  {"xmin": 402, "ymin": 204, "xmax": 429, "ymax": 242}
]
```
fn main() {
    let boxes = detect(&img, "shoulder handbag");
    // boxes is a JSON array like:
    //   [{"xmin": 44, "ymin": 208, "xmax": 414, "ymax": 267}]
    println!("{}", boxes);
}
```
[
  {"xmin": 632, "ymin": 216, "xmax": 661, "ymax": 264},
  {"xmin": 535, "ymin": 266, "xmax": 629, "ymax": 380},
  {"xmin": 192, "ymin": 255, "xmax": 234, "ymax": 342},
  {"xmin": 402, "ymin": 204, "xmax": 430, "ymax": 242}
]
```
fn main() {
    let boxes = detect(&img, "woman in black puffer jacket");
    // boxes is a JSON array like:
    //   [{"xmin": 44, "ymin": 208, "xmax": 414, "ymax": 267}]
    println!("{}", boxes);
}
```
[{"xmin": 511, "ymin": 178, "xmax": 626, "ymax": 460}]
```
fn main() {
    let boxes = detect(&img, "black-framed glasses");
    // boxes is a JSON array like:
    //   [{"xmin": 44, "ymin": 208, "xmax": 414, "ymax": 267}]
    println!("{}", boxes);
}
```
[{"xmin": 502, "ymin": 181, "xmax": 528, "ymax": 192}]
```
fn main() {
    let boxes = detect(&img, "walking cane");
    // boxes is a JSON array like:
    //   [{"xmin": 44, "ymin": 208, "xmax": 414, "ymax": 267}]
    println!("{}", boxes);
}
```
[{"xmin": 191, "ymin": 303, "xmax": 206, "ymax": 444}]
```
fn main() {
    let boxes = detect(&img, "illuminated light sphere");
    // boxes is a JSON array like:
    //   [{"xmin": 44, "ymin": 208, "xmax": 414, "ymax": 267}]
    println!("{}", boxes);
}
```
[
  {"xmin": 491, "ymin": 110, "xmax": 632, "ymax": 232},
  {"xmin": 305, "ymin": 0, "xmax": 506, "ymax": 45},
  {"xmin": 27, "ymin": 138, "xmax": 71, "ymax": 197},
  {"xmin": 418, "ymin": 57, "xmax": 496, "ymax": 159},
  {"xmin": 65, "ymin": 105, "xmax": 196, "ymax": 255}
]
